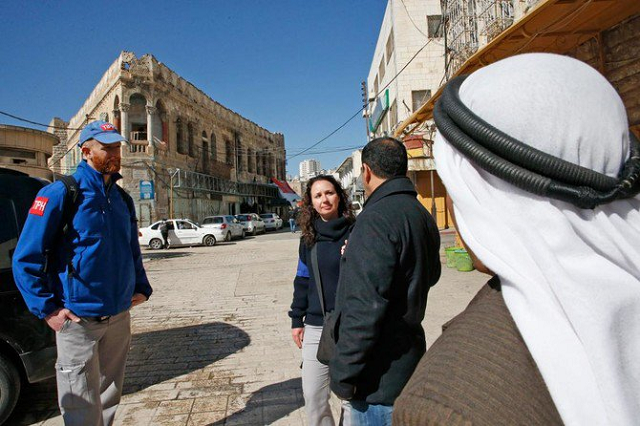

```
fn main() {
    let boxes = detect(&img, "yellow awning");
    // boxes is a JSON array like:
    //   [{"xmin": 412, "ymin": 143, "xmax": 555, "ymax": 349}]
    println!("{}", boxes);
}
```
[{"xmin": 395, "ymin": 0, "xmax": 640, "ymax": 137}]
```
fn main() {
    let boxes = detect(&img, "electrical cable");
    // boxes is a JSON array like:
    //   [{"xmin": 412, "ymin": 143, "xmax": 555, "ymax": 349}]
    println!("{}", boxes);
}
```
[
  {"xmin": 0, "ymin": 110, "xmax": 84, "ymax": 130},
  {"xmin": 288, "ymin": 36, "xmax": 437, "ymax": 161}
]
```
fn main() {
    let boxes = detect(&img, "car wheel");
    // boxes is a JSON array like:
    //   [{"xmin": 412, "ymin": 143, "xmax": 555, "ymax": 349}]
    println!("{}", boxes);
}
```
[
  {"xmin": 225, "ymin": 232, "xmax": 231, "ymax": 242},
  {"xmin": 203, "ymin": 235, "xmax": 217, "ymax": 246},
  {"xmin": 149, "ymin": 238, "xmax": 164, "ymax": 250},
  {"xmin": 0, "ymin": 353, "xmax": 21, "ymax": 425}
]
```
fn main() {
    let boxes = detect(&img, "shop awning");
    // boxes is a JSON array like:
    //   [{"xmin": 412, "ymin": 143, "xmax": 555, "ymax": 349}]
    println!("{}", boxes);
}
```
[{"xmin": 395, "ymin": 0, "xmax": 640, "ymax": 137}]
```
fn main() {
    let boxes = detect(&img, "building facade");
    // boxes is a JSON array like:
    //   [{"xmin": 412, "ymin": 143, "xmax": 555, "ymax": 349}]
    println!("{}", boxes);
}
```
[
  {"xmin": 60, "ymin": 51, "xmax": 287, "ymax": 226},
  {"xmin": 366, "ymin": 0, "xmax": 449, "ymax": 228},
  {"xmin": 299, "ymin": 159, "xmax": 321, "ymax": 181},
  {"xmin": 0, "ymin": 124, "xmax": 59, "ymax": 180},
  {"xmin": 395, "ymin": 0, "xmax": 640, "ymax": 230},
  {"xmin": 335, "ymin": 149, "xmax": 364, "ymax": 205}
]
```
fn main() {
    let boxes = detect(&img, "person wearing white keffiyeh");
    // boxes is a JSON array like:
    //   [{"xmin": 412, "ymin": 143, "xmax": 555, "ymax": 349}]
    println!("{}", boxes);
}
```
[{"xmin": 394, "ymin": 53, "xmax": 640, "ymax": 426}]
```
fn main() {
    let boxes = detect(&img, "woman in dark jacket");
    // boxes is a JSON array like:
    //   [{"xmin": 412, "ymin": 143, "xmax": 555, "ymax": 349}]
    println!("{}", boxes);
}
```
[{"xmin": 289, "ymin": 175, "xmax": 354, "ymax": 426}]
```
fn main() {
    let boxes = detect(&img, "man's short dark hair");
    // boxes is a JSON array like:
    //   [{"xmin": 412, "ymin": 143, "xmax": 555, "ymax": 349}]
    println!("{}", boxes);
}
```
[{"xmin": 361, "ymin": 137, "xmax": 408, "ymax": 179}]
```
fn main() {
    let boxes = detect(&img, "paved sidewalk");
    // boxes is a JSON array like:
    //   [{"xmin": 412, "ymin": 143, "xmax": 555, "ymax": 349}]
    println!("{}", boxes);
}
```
[{"xmin": 7, "ymin": 230, "xmax": 485, "ymax": 426}]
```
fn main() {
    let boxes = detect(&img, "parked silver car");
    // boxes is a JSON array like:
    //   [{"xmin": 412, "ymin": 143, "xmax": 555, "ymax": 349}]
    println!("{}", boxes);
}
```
[
  {"xmin": 260, "ymin": 213, "xmax": 283, "ymax": 231},
  {"xmin": 235, "ymin": 213, "xmax": 266, "ymax": 236},
  {"xmin": 201, "ymin": 215, "xmax": 245, "ymax": 241}
]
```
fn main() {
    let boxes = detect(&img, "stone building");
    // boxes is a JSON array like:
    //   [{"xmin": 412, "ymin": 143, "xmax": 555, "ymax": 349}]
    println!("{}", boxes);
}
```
[
  {"xmin": 0, "ymin": 124, "xmax": 59, "ymax": 180},
  {"xmin": 60, "ymin": 51, "xmax": 287, "ymax": 226}
]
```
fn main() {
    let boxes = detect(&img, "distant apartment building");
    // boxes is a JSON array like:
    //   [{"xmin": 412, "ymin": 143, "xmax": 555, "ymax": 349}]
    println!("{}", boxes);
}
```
[
  {"xmin": 0, "ymin": 124, "xmax": 59, "ymax": 180},
  {"xmin": 58, "ymin": 51, "xmax": 287, "ymax": 226},
  {"xmin": 335, "ymin": 150, "xmax": 364, "ymax": 204},
  {"xmin": 299, "ymin": 159, "xmax": 321, "ymax": 181}
]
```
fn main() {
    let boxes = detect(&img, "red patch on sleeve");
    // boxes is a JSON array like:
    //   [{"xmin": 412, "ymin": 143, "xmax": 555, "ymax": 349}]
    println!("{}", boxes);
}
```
[{"xmin": 29, "ymin": 197, "xmax": 49, "ymax": 216}]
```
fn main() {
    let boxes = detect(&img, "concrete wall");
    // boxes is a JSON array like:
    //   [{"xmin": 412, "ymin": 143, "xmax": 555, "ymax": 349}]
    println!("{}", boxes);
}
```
[{"xmin": 0, "ymin": 125, "xmax": 59, "ymax": 180}]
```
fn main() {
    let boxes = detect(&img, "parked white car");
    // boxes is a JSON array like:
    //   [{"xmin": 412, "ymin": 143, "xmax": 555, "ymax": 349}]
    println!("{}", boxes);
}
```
[
  {"xmin": 260, "ymin": 213, "xmax": 283, "ymax": 231},
  {"xmin": 235, "ymin": 213, "xmax": 266, "ymax": 236},
  {"xmin": 138, "ymin": 219, "xmax": 219, "ymax": 249},
  {"xmin": 201, "ymin": 215, "xmax": 245, "ymax": 241}
]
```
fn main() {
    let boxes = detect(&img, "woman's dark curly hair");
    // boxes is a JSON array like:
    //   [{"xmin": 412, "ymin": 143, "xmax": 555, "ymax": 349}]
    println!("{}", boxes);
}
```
[{"xmin": 299, "ymin": 175, "xmax": 355, "ymax": 247}]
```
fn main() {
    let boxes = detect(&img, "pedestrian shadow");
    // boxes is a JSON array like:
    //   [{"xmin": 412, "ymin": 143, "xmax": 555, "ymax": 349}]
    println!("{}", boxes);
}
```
[
  {"xmin": 123, "ymin": 322, "xmax": 251, "ymax": 394},
  {"xmin": 207, "ymin": 378, "xmax": 303, "ymax": 426},
  {"xmin": 5, "ymin": 322, "xmax": 251, "ymax": 425},
  {"xmin": 142, "ymin": 251, "xmax": 192, "ymax": 260}
]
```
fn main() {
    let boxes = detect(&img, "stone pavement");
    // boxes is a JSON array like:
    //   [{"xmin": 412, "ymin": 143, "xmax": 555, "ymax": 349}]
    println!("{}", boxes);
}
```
[{"xmin": 7, "ymin": 230, "xmax": 485, "ymax": 426}]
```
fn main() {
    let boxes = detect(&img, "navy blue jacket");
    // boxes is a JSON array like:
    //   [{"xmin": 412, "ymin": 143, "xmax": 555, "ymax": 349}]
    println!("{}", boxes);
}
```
[
  {"xmin": 289, "ymin": 217, "xmax": 351, "ymax": 328},
  {"xmin": 12, "ymin": 161, "xmax": 152, "ymax": 319}
]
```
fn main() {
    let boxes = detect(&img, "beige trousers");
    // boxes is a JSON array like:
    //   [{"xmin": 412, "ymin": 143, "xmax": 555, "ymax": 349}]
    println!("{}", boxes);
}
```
[{"xmin": 55, "ymin": 310, "xmax": 131, "ymax": 426}]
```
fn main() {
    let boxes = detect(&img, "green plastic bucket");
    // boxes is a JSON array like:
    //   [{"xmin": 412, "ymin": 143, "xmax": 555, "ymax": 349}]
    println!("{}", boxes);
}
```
[
  {"xmin": 455, "ymin": 249, "xmax": 474, "ymax": 272},
  {"xmin": 445, "ymin": 247, "xmax": 460, "ymax": 268}
]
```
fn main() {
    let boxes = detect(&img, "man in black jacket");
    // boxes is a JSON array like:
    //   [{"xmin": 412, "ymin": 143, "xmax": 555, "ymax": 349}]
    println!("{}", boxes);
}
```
[{"xmin": 329, "ymin": 137, "xmax": 441, "ymax": 425}]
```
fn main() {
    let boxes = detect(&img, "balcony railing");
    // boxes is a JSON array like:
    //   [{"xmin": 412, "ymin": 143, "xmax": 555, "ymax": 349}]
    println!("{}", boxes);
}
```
[
  {"xmin": 128, "ymin": 142, "xmax": 149, "ymax": 154},
  {"xmin": 171, "ymin": 168, "xmax": 279, "ymax": 198}
]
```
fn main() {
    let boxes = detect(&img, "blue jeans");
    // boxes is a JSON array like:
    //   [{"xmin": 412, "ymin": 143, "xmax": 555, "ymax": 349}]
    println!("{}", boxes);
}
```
[
  {"xmin": 341, "ymin": 400, "xmax": 393, "ymax": 426},
  {"xmin": 289, "ymin": 219, "xmax": 296, "ymax": 232}
]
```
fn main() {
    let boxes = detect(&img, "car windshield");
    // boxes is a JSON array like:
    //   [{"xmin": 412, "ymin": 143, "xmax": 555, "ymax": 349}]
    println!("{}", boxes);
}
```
[
  {"xmin": 260, "ymin": 214, "xmax": 273, "ymax": 219},
  {"xmin": 236, "ymin": 215, "xmax": 252, "ymax": 221},
  {"xmin": 203, "ymin": 217, "xmax": 224, "ymax": 224}
]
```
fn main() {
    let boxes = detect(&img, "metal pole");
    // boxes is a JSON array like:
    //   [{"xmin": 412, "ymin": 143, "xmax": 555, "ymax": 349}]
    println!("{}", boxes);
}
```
[{"xmin": 430, "ymin": 169, "xmax": 437, "ymax": 221}]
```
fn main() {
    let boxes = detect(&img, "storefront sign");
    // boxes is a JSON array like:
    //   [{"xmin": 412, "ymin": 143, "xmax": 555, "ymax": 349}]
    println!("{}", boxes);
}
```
[
  {"xmin": 369, "ymin": 89, "xmax": 389, "ymax": 132},
  {"xmin": 139, "ymin": 180, "xmax": 155, "ymax": 200}
]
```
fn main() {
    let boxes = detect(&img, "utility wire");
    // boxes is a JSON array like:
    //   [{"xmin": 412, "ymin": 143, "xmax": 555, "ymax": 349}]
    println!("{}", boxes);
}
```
[
  {"xmin": 288, "ymin": 37, "xmax": 436, "ymax": 161},
  {"xmin": 0, "ymin": 110, "xmax": 84, "ymax": 130}
]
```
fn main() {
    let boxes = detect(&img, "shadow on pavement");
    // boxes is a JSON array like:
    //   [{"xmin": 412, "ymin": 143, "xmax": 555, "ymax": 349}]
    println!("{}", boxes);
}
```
[
  {"xmin": 208, "ymin": 378, "xmax": 303, "ymax": 426},
  {"xmin": 142, "ymin": 251, "xmax": 192, "ymax": 260},
  {"xmin": 124, "ymin": 322, "xmax": 250, "ymax": 394},
  {"xmin": 6, "ymin": 322, "xmax": 251, "ymax": 425}
]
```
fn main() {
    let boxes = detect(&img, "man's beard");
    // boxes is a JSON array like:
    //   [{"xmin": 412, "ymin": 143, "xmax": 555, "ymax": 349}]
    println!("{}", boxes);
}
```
[{"xmin": 93, "ymin": 156, "xmax": 121, "ymax": 174}]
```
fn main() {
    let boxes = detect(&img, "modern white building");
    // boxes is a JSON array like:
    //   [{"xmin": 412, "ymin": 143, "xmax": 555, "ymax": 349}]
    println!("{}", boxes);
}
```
[
  {"xmin": 365, "ymin": 0, "xmax": 445, "ymax": 139},
  {"xmin": 364, "ymin": 0, "xmax": 448, "ymax": 228},
  {"xmin": 299, "ymin": 159, "xmax": 321, "ymax": 181}
]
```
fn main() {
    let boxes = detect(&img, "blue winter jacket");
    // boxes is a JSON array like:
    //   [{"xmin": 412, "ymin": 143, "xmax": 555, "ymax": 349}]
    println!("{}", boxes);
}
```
[{"xmin": 12, "ymin": 160, "xmax": 152, "ymax": 319}]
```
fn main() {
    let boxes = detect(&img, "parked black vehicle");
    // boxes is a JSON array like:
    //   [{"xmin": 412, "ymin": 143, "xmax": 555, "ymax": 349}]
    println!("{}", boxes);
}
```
[{"xmin": 0, "ymin": 169, "xmax": 56, "ymax": 423}]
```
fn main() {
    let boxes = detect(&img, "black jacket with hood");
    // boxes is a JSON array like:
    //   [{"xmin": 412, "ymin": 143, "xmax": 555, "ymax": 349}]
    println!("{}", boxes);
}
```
[{"xmin": 329, "ymin": 176, "xmax": 441, "ymax": 405}]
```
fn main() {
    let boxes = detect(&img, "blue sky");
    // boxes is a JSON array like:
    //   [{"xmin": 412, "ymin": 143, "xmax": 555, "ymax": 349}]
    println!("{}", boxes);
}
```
[{"xmin": 0, "ymin": 1, "xmax": 388, "ymax": 176}]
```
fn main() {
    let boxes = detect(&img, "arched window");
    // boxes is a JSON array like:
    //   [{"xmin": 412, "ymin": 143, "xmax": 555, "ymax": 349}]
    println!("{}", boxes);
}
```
[
  {"xmin": 155, "ymin": 100, "xmax": 167, "ymax": 148},
  {"xmin": 129, "ymin": 94, "xmax": 147, "ymax": 141},
  {"xmin": 226, "ymin": 140, "xmax": 233, "ymax": 165},
  {"xmin": 201, "ymin": 131, "xmax": 209, "ymax": 173},
  {"xmin": 176, "ymin": 118, "xmax": 186, "ymax": 154},
  {"xmin": 210, "ymin": 131, "xmax": 217, "ymax": 162},
  {"xmin": 247, "ymin": 148, "xmax": 254, "ymax": 173},
  {"xmin": 113, "ymin": 96, "xmax": 121, "ymax": 130},
  {"xmin": 187, "ymin": 123, "xmax": 194, "ymax": 157}
]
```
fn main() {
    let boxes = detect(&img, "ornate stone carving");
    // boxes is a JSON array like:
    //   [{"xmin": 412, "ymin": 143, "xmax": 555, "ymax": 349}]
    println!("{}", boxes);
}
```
[
  {"xmin": 146, "ymin": 106, "xmax": 158, "ymax": 116},
  {"xmin": 119, "ymin": 103, "xmax": 130, "ymax": 112}
]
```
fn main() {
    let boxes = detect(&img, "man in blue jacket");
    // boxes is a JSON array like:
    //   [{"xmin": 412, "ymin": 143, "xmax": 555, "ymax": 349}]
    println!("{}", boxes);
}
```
[{"xmin": 12, "ymin": 120, "xmax": 153, "ymax": 425}]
